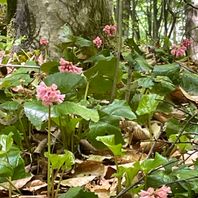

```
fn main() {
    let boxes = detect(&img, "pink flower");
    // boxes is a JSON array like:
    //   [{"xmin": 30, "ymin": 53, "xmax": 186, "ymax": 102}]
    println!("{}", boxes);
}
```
[
  {"xmin": 103, "ymin": 24, "xmax": 117, "ymax": 37},
  {"xmin": 40, "ymin": 38, "xmax": 48, "ymax": 46},
  {"xmin": 155, "ymin": 185, "xmax": 172, "ymax": 198},
  {"xmin": 36, "ymin": 82, "xmax": 65, "ymax": 106},
  {"xmin": 139, "ymin": 186, "xmax": 171, "ymax": 198},
  {"xmin": 171, "ymin": 45, "xmax": 186, "ymax": 57},
  {"xmin": 93, "ymin": 36, "xmax": 103, "ymax": 48},
  {"xmin": 181, "ymin": 38, "xmax": 192, "ymax": 48},
  {"xmin": 139, "ymin": 187, "xmax": 155, "ymax": 198},
  {"xmin": 58, "ymin": 58, "xmax": 82, "ymax": 74}
]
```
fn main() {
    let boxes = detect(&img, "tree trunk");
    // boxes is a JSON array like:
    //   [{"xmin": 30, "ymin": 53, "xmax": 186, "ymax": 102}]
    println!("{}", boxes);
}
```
[
  {"xmin": 10, "ymin": 0, "xmax": 113, "ymax": 56},
  {"xmin": 185, "ymin": 1, "xmax": 198, "ymax": 63}
]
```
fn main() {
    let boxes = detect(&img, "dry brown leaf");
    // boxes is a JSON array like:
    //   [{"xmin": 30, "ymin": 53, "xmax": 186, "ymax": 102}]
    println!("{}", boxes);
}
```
[
  {"xmin": 120, "ymin": 120, "xmax": 150, "ymax": 141},
  {"xmin": 140, "ymin": 141, "xmax": 166, "ymax": 153},
  {"xmin": 23, "ymin": 179, "xmax": 47, "ymax": 192},
  {"xmin": 0, "ymin": 176, "xmax": 33, "ymax": 191},
  {"xmin": 74, "ymin": 160, "xmax": 105, "ymax": 177},
  {"xmin": 179, "ymin": 86, "xmax": 198, "ymax": 104},
  {"xmin": 86, "ymin": 178, "xmax": 117, "ymax": 198},
  {"xmin": 151, "ymin": 122, "xmax": 162, "ymax": 140},
  {"xmin": 60, "ymin": 176, "xmax": 96, "ymax": 187},
  {"xmin": 117, "ymin": 149, "xmax": 146, "ymax": 164},
  {"xmin": 18, "ymin": 196, "xmax": 47, "ymax": 198}
]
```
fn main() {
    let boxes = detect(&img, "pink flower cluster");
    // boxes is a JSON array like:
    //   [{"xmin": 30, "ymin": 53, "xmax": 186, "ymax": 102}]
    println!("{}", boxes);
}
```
[
  {"xmin": 40, "ymin": 38, "xmax": 48, "ymax": 46},
  {"xmin": 58, "ymin": 58, "xmax": 82, "ymax": 74},
  {"xmin": 93, "ymin": 36, "xmax": 103, "ymax": 48},
  {"xmin": 171, "ymin": 38, "xmax": 192, "ymax": 57},
  {"xmin": 139, "ymin": 185, "xmax": 171, "ymax": 198},
  {"xmin": 36, "ymin": 82, "xmax": 65, "ymax": 106},
  {"xmin": 103, "ymin": 24, "xmax": 117, "ymax": 37},
  {"xmin": 92, "ymin": 24, "xmax": 117, "ymax": 48}
]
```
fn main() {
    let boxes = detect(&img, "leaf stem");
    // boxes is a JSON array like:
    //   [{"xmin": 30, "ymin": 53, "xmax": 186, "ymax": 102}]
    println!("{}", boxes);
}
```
[
  {"xmin": 47, "ymin": 105, "xmax": 52, "ymax": 198},
  {"xmin": 111, "ymin": 0, "xmax": 122, "ymax": 101}
]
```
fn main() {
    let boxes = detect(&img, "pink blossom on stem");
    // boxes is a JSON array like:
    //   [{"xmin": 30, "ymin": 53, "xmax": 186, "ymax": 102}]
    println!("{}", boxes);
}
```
[
  {"xmin": 58, "ymin": 58, "xmax": 82, "ymax": 74},
  {"xmin": 155, "ymin": 185, "xmax": 172, "ymax": 198},
  {"xmin": 139, "ymin": 187, "xmax": 155, "ymax": 198},
  {"xmin": 40, "ymin": 38, "xmax": 49, "ymax": 46},
  {"xmin": 103, "ymin": 24, "xmax": 117, "ymax": 37},
  {"xmin": 93, "ymin": 36, "xmax": 103, "ymax": 48},
  {"xmin": 181, "ymin": 38, "xmax": 192, "ymax": 48},
  {"xmin": 171, "ymin": 45, "xmax": 186, "ymax": 57},
  {"xmin": 36, "ymin": 82, "xmax": 65, "ymax": 106}
]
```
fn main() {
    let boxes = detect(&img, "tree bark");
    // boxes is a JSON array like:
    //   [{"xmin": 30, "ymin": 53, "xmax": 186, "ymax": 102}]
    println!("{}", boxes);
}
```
[
  {"xmin": 185, "ymin": 1, "xmax": 198, "ymax": 62},
  {"xmin": 10, "ymin": 0, "xmax": 113, "ymax": 56}
]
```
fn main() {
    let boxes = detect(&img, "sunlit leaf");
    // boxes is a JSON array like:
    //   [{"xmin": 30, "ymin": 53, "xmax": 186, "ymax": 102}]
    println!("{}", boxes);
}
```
[
  {"xmin": 136, "ymin": 94, "xmax": 163, "ymax": 116},
  {"xmin": 46, "ymin": 150, "xmax": 75, "ymax": 170},
  {"xmin": 96, "ymin": 135, "xmax": 123, "ymax": 156}
]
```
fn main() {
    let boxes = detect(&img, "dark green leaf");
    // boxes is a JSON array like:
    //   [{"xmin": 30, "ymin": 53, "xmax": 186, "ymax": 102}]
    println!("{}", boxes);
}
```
[
  {"xmin": 44, "ymin": 72, "xmax": 86, "ymax": 95},
  {"xmin": 101, "ymin": 99, "xmax": 136, "ymax": 120},
  {"xmin": 54, "ymin": 101, "xmax": 99, "ymax": 122},
  {"xmin": 59, "ymin": 187, "xmax": 98, "ymax": 198},
  {"xmin": 41, "ymin": 61, "xmax": 59, "ymax": 74}
]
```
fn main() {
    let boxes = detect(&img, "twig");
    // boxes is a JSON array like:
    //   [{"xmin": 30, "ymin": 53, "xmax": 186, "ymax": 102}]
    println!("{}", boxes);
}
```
[
  {"xmin": 0, "ymin": 63, "xmax": 40, "ymax": 69},
  {"xmin": 111, "ymin": 0, "xmax": 122, "ymax": 101},
  {"xmin": 184, "ymin": 0, "xmax": 198, "ymax": 10},
  {"xmin": 165, "ymin": 114, "xmax": 197, "ymax": 156}
]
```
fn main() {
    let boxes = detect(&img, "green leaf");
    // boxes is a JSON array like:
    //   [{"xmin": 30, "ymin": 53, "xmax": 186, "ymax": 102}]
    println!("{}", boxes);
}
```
[
  {"xmin": 0, "ymin": 68, "xmax": 34, "ymax": 88},
  {"xmin": 141, "ymin": 153, "xmax": 168, "ymax": 174},
  {"xmin": 46, "ymin": 150, "xmax": 75, "ymax": 170},
  {"xmin": 0, "ymin": 133, "xmax": 13, "ymax": 154},
  {"xmin": 117, "ymin": 162, "xmax": 141, "ymax": 188},
  {"xmin": 165, "ymin": 118, "xmax": 180, "ymax": 137},
  {"xmin": 96, "ymin": 135, "xmax": 123, "ymax": 156},
  {"xmin": 0, "ymin": 0, "xmax": 7, "ymax": 4},
  {"xmin": 153, "ymin": 63, "xmax": 180, "ymax": 82},
  {"xmin": 137, "ymin": 77, "xmax": 154, "ymax": 88},
  {"xmin": 0, "ymin": 101, "xmax": 20, "ymax": 111},
  {"xmin": 87, "ymin": 114, "xmax": 124, "ymax": 149},
  {"xmin": 0, "ymin": 126, "xmax": 22, "ymax": 149},
  {"xmin": 75, "ymin": 37, "xmax": 92, "ymax": 47},
  {"xmin": 136, "ymin": 94, "xmax": 162, "ymax": 116},
  {"xmin": 24, "ymin": 100, "xmax": 55, "ymax": 130},
  {"xmin": 169, "ymin": 135, "xmax": 192, "ymax": 152},
  {"xmin": 44, "ymin": 72, "xmax": 86, "ymax": 95},
  {"xmin": 54, "ymin": 101, "xmax": 99, "ymax": 122},
  {"xmin": 135, "ymin": 55, "xmax": 152, "ymax": 72},
  {"xmin": 146, "ymin": 171, "xmax": 173, "ymax": 188},
  {"xmin": 59, "ymin": 187, "xmax": 98, "ymax": 198},
  {"xmin": 101, "ymin": 99, "xmax": 136, "ymax": 120},
  {"xmin": 41, "ymin": 61, "xmax": 59, "ymax": 74},
  {"xmin": 181, "ymin": 72, "xmax": 198, "ymax": 95},
  {"xmin": 152, "ymin": 76, "xmax": 175, "ymax": 95},
  {"xmin": 0, "ymin": 161, "xmax": 13, "ymax": 178},
  {"xmin": 84, "ymin": 56, "xmax": 121, "ymax": 99}
]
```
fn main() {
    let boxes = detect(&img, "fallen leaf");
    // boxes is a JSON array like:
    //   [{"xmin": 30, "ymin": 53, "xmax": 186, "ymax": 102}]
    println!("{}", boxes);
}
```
[{"xmin": 60, "ymin": 176, "xmax": 96, "ymax": 187}]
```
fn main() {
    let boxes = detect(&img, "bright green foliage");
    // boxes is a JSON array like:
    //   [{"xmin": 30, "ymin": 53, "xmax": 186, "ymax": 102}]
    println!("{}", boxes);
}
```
[
  {"xmin": 59, "ymin": 187, "xmax": 98, "ymax": 198},
  {"xmin": 101, "ymin": 99, "xmax": 136, "ymax": 120},
  {"xmin": 45, "ymin": 150, "xmax": 75, "ymax": 171},
  {"xmin": 141, "ymin": 153, "xmax": 168, "ymax": 174},
  {"xmin": 96, "ymin": 134, "xmax": 123, "ymax": 156},
  {"xmin": 0, "ymin": 134, "xmax": 27, "ymax": 183},
  {"xmin": 136, "ymin": 94, "xmax": 163, "ymax": 116}
]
